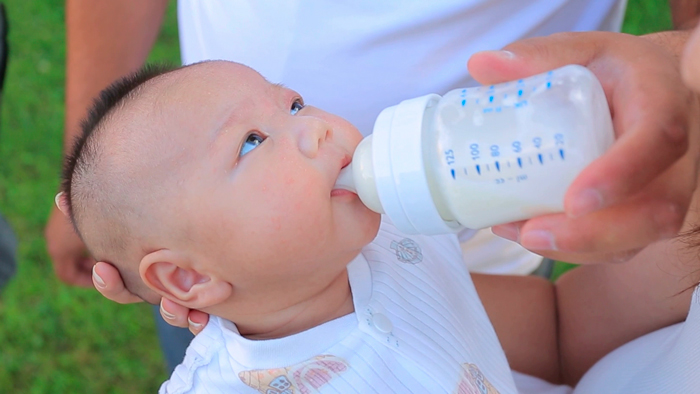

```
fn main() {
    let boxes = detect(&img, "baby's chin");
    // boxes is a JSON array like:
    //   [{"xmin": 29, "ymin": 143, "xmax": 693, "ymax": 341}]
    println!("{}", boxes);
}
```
[{"xmin": 350, "ymin": 201, "xmax": 382, "ymax": 242}]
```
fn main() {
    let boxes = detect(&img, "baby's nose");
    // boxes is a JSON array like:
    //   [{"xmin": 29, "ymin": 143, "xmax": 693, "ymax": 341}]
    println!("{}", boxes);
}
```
[{"xmin": 296, "ymin": 117, "xmax": 332, "ymax": 158}]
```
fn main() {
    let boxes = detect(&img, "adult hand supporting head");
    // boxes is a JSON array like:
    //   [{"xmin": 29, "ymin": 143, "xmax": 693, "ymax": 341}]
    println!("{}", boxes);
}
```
[
  {"xmin": 92, "ymin": 261, "xmax": 209, "ymax": 335},
  {"xmin": 475, "ymin": 31, "xmax": 700, "ymax": 264},
  {"xmin": 45, "ymin": 205, "xmax": 95, "ymax": 287}
]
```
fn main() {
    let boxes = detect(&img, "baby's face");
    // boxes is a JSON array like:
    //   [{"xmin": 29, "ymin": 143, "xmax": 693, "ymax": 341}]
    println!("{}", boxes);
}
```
[{"xmin": 144, "ymin": 62, "xmax": 380, "ymax": 312}]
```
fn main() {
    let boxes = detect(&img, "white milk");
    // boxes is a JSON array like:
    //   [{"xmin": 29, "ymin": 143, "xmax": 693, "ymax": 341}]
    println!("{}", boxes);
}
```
[{"xmin": 334, "ymin": 65, "xmax": 614, "ymax": 234}]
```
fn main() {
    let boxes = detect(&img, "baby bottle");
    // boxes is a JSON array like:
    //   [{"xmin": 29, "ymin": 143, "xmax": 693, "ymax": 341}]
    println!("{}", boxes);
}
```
[{"xmin": 335, "ymin": 65, "xmax": 614, "ymax": 235}]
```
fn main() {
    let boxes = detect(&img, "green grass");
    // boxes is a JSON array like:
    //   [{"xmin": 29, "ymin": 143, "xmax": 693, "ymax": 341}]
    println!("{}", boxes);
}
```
[
  {"xmin": 0, "ymin": 1, "xmax": 178, "ymax": 392},
  {"xmin": 0, "ymin": 1, "xmax": 673, "ymax": 392}
]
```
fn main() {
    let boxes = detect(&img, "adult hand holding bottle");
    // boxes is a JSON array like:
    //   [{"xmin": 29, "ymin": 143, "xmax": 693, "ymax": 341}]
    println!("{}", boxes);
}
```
[{"xmin": 479, "ymin": 31, "xmax": 700, "ymax": 265}]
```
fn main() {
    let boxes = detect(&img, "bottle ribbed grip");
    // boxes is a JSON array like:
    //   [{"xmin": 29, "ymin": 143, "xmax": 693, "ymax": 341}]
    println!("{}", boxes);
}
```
[{"xmin": 372, "ymin": 94, "xmax": 458, "ymax": 235}]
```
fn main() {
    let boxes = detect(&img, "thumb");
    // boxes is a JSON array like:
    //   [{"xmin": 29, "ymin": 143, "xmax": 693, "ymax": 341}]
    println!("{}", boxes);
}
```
[{"xmin": 468, "ymin": 32, "xmax": 602, "ymax": 85}]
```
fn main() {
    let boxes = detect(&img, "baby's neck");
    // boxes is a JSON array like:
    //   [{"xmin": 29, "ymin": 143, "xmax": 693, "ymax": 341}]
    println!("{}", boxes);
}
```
[{"xmin": 227, "ymin": 271, "xmax": 354, "ymax": 340}]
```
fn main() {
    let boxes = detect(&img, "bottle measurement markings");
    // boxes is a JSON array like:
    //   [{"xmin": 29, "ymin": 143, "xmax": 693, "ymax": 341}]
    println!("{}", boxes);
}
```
[{"xmin": 449, "ymin": 148, "xmax": 567, "ymax": 181}]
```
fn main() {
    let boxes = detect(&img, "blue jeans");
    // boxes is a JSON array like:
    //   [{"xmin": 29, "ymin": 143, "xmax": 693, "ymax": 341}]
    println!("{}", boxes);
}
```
[
  {"xmin": 0, "ymin": 212, "xmax": 16, "ymax": 292},
  {"xmin": 152, "ymin": 305, "xmax": 194, "ymax": 374}
]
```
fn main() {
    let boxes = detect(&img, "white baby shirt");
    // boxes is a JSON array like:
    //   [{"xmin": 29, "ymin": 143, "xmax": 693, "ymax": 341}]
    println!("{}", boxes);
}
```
[{"xmin": 161, "ymin": 217, "xmax": 517, "ymax": 393}]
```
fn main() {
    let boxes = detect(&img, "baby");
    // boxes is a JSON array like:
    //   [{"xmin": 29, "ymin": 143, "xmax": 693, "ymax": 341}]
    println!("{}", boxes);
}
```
[{"xmin": 59, "ymin": 60, "xmax": 632, "ymax": 393}]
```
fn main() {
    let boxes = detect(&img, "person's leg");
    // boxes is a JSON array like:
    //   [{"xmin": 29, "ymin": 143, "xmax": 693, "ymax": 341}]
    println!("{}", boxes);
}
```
[
  {"xmin": 0, "ymin": 212, "xmax": 16, "ymax": 292},
  {"xmin": 151, "ymin": 305, "xmax": 194, "ymax": 374},
  {"xmin": 0, "ymin": 5, "xmax": 13, "ymax": 293}
]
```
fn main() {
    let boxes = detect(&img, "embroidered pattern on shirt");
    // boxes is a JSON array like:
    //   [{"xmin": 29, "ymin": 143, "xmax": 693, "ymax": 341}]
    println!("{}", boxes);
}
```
[
  {"xmin": 454, "ymin": 363, "xmax": 500, "ymax": 394},
  {"xmin": 390, "ymin": 238, "xmax": 423, "ymax": 264},
  {"xmin": 239, "ymin": 355, "xmax": 348, "ymax": 394}
]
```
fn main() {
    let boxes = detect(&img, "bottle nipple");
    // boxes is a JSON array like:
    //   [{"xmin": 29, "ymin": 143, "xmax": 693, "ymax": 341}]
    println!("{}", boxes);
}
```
[
  {"xmin": 332, "ymin": 135, "xmax": 384, "ymax": 214},
  {"xmin": 333, "ymin": 164, "xmax": 356, "ymax": 193}
]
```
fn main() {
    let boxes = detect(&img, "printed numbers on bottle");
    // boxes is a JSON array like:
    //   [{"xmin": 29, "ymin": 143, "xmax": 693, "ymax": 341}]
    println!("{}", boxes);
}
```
[
  {"xmin": 444, "ymin": 149, "xmax": 455, "ymax": 165},
  {"xmin": 555, "ymin": 133, "xmax": 564, "ymax": 146},
  {"xmin": 490, "ymin": 145, "xmax": 500, "ymax": 157},
  {"xmin": 470, "ymin": 143, "xmax": 480, "ymax": 160},
  {"xmin": 533, "ymin": 137, "xmax": 542, "ymax": 148},
  {"xmin": 512, "ymin": 141, "xmax": 522, "ymax": 153}
]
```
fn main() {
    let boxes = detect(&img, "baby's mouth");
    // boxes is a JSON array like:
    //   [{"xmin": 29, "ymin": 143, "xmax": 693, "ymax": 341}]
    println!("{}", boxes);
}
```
[
  {"xmin": 332, "ymin": 155, "xmax": 355, "ymax": 195},
  {"xmin": 340, "ymin": 153, "xmax": 352, "ymax": 171}
]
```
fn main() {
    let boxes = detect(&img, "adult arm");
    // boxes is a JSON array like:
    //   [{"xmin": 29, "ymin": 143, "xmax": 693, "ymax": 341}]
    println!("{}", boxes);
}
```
[
  {"xmin": 670, "ymin": 0, "xmax": 700, "ymax": 30},
  {"xmin": 482, "ymin": 163, "xmax": 700, "ymax": 386},
  {"xmin": 45, "ymin": 0, "xmax": 168, "ymax": 287},
  {"xmin": 475, "ymin": 223, "xmax": 699, "ymax": 387},
  {"xmin": 554, "ymin": 225, "xmax": 698, "ymax": 385},
  {"xmin": 471, "ymin": 273, "xmax": 559, "ymax": 383},
  {"xmin": 476, "ymin": 183, "xmax": 700, "ymax": 385}
]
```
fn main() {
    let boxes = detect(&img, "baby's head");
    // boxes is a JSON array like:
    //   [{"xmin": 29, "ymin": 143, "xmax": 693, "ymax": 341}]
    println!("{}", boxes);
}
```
[{"xmin": 60, "ymin": 61, "xmax": 380, "ymax": 320}]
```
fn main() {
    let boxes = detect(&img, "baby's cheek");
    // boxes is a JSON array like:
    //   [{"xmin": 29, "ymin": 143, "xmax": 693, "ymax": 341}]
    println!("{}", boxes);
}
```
[
  {"xmin": 333, "ymin": 118, "xmax": 363, "ymax": 148},
  {"xmin": 256, "ymin": 211, "xmax": 328, "ymax": 267},
  {"xmin": 264, "ymin": 168, "xmax": 327, "ymax": 225},
  {"xmin": 283, "ymin": 207, "xmax": 330, "ymax": 252}
]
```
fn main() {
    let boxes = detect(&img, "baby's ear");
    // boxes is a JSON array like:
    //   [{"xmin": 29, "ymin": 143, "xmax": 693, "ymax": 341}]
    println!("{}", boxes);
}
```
[
  {"xmin": 140, "ymin": 249, "xmax": 232, "ymax": 309},
  {"xmin": 55, "ymin": 192, "xmax": 70, "ymax": 217}
]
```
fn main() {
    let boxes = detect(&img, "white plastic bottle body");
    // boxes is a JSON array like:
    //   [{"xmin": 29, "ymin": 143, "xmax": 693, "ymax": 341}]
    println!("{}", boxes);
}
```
[{"xmin": 424, "ymin": 65, "xmax": 614, "ymax": 229}]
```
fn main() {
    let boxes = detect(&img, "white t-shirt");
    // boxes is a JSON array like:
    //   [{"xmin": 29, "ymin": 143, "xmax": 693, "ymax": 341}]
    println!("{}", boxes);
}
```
[
  {"xmin": 176, "ymin": 0, "xmax": 628, "ymax": 275},
  {"xmin": 178, "ymin": 0, "xmax": 626, "ymax": 134},
  {"xmin": 161, "ymin": 217, "xmax": 519, "ymax": 393},
  {"xmin": 572, "ymin": 286, "xmax": 700, "ymax": 393}
]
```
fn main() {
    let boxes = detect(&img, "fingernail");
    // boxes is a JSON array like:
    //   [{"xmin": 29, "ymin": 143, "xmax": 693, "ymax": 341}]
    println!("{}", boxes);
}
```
[
  {"xmin": 568, "ymin": 189, "xmax": 604, "ymax": 218},
  {"xmin": 54, "ymin": 192, "xmax": 64, "ymax": 209},
  {"xmin": 485, "ymin": 50, "xmax": 516, "ymax": 60},
  {"xmin": 520, "ymin": 230, "xmax": 557, "ymax": 251},
  {"xmin": 92, "ymin": 265, "xmax": 106, "ymax": 288},
  {"xmin": 492, "ymin": 223, "xmax": 520, "ymax": 241},
  {"xmin": 188, "ymin": 317, "xmax": 203, "ymax": 330},
  {"xmin": 160, "ymin": 300, "xmax": 176, "ymax": 320}
]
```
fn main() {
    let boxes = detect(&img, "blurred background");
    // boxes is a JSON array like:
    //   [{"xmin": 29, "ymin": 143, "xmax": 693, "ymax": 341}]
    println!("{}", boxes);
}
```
[{"xmin": 0, "ymin": 1, "xmax": 676, "ymax": 392}]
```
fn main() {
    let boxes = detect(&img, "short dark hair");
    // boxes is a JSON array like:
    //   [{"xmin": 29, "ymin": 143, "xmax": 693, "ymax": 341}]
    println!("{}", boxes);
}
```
[
  {"xmin": 61, "ymin": 63, "xmax": 177, "ymax": 303},
  {"xmin": 62, "ymin": 63, "xmax": 176, "ymax": 226}
]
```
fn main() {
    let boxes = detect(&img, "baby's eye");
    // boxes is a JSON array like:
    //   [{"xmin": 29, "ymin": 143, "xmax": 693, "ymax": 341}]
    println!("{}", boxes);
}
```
[
  {"xmin": 290, "ymin": 99, "xmax": 305, "ymax": 115},
  {"xmin": 239, "ymin": 132, "xmax": 265, "ymax": 157}
]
